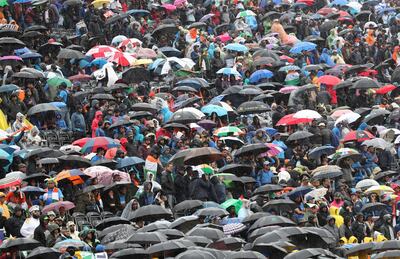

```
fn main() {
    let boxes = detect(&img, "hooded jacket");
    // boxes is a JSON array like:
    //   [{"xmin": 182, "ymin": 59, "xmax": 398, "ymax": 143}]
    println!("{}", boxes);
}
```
[{"xmin": 91, "ymin": 111, "xmax": 103, "ymax": 137}]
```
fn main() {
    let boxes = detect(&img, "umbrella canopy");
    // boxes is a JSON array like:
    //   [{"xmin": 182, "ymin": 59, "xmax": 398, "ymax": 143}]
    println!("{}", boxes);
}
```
[
  {"xmin": 27, "ymin": 103, "xmax": 61, "ymax": 116},
  {"xmin": 0, "ymin": 238, "xmax": 41, "ymax": 251},
  {"xmin": 26, "ymin": 247, "xmax": 61, "ymax": 259},
  {"xmin": 235, "ymin": 143, "xmax": 270, "ymax": 157},
  {"xmin": 42, "ymin": 201, "xmax": 75, "ymax": 214},
  {"xmin": 129, "ymin": 205, "xmax": 172, "ymax": 222},
  {"xmin": 343, "ymin": 130, "xmax": 375, "ymax": 142},
  {"xmin": 183, "ymin": 147, "xmax": 223, "ymax": 165},
  {"xmin": 287, "ymin": 131, "xmax": 313, "ymax": 141},
  {"xmin": 187, "ymin": 227, "xmax": 224, "ymax": 241},
  {"xmin": 237, "ymin": 101, "xmax": 270, "ymax": 115},
  {"xmin": 170, "ymin": 215, "xmax": 200, "ymax": 233},
  {"xmin": 350, "ymin": 77, "xmax": 380, "ymax": 89},
  {"xmin": 81, "ymin": 137, "xmax": 120, "ymax": 154}
]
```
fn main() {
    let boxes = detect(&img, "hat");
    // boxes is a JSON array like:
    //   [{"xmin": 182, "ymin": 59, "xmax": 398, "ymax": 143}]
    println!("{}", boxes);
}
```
[
  {"xmin": 263, "ymin": 161, "xmax": 270, "ymax": 166},
  {"xmin": 29, "ymin": 205, "xmax": 40, "ymax": 213},
  {"xmin": 318, "ymin": 122, "xmax": 326, "ymax": 127},
  {"xmin": 67, "ymin": 221, "xmax": 76, "ymax": 227},
  {"xmin": 47, "ymin": 211, "xmax": 56, "ymax": 217}
]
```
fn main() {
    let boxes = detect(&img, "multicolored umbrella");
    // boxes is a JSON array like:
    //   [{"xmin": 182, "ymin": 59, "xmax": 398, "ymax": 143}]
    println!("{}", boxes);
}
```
[
  {"xmin": 86, "ymin": 45, "xmax": 120, "ymax": 58},
  {"xmin": 108, "ymin": 52, "xmax": 135, "ymax": 66},
  {"xmin": 364, "ymin": 185, "xmax": 394, "ymax": 196},
  {"xmin": 193, "ymin": 164, "xmax": 214, "ymax": 175},
  {"xmin": 81, "ymin": 137, "xmax": 121, "ymax": 154},
  {"xmin": 236, "ymin": 10, "xmax": 256, "ymax": 18},
  {"xmin": 214, "ymin": 126, "xmax": 244, "ymax": 137},
  {"xmin": 55, "ymin": 169, "xmax": 90, "ymax": 185},
  {"xmin": 259, "ymin": 143, "xmax": 283, "ymax": 157},
  {"xmin": 329, "ymin": 148, "xmax": 361, "ymax": 161}
]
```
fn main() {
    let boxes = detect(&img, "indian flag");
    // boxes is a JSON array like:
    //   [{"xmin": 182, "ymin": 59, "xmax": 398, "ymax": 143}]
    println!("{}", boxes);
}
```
[{"xmin": 144, "ymin": 156, "xmax": 158, "ymax": 180}]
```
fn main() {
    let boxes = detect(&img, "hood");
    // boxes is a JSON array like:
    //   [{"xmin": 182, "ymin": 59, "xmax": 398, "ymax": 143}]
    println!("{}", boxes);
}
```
[
  {"xmin": 91, "ymin": 99, "xmax": 99, "ymax": 106},
  {"xmin": 95, "ymin": 111, "xmax": 103, "ymax": 119}
]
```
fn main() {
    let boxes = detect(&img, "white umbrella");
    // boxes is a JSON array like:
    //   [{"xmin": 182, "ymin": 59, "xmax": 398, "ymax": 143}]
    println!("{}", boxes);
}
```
[
  {"xmin": 362, "ymin": 138, "xmax": 391, "ymax": 150},
  {"xmin": 305, "ymin": 187, "xmax": 328, "ymax": 200},
  {"xmin": 355, "ymin": 179, "xmax": 379, "ymax": 190},
  {"xmin": 380, "ymin": 128, "xmax": 400, "ymax": 138},
  {"xmin": 334, "ymin": 112, "xmax": 361, "ymax": 126},
  {"xmin": 293, "ymin": 109, "xmax": 322, "ymax": 119},
  {"xmin": 364, "ymin": 21, "xmax": 377, "ymax": 29},
  {"xmin": 346, "ymin": 1, "xmax": 362, "ymax": 12}
]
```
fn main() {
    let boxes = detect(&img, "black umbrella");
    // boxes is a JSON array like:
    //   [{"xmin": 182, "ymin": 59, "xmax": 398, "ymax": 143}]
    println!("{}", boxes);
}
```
[
  {"xmin": 38, "ymin": 157, "xmax": 59, "ymax": 165},
  {"xmin": 122, "ymin": 67, "xmax": 151, "ymax": 83},
  {"xmin": 207, "ymin": 237, "xmax": 246, "ymax": 251},
  {"xmin": 159, "ymin": 46, "xmax": 182, "ymax": 57},
  {"xmin": 26, "ymin": 247, "xmax": 61, "ymax": 259},
  {"xmin": 361, "ymin": 202, "xmax": 388, "ymax": 213},
  {"xmin": 103, "ymin": 181, "xmax": 132, "ymax": 192},
  {"xmin": 95, "ymin": 217, "xmax": 130, "ymax": 231},
  {"xmin": 222, "ymin": 85, "xmax": 243, "ymax": 95},
  {"xmin": 63, "ymin": 0, "xmax": 82, "ymax": 6},
  {"xmin": 195, "ymin": 207, "xmax": 228, "ymax": 218},
  {"xmin": 249, "ymin": 216, "xmax": 295, "ymax": 232},
  {"xmin": 152, "ymin": 24, "xmax": 179, "ymax": 38},
  {"xmin": 109, "ymin": 120, "xmax": 133, "ymax": 129},
  {"xmin": 345, "ymin": 64, "xmax": 373, "ymax": 75},
  {"xmin": 21, "ymin": 31, "xmax": 43, "ymax": 39},
  {"xmin": 99, "ymin": 224, "xmax": 134, "ymax": 241},
  {"xmin": 129, "ymin": 205, "xmax": 172, "ymax": 222},
  {"xmin": 252, "ymin": 49, "xmax": 280, "ymax": 61},
  {"xmin": 183, "ymin": 147, "xmax": 223, "ymax": 165},
  {"xmin": 319, "ymin": 20, "xmax": 338, "ymax": 35},
  {"xmin": 373, "ymin": 240, "xmax": 400, "ymax": 251},
  {"xmin": 0, "ymin": 30, "xmax": 21, "ymax": 38},
  {"xmin": 261, "ymin": 11, "xmax": 281, "ymax": 21},
  {"xmin": 172, "ymin": 86, "xmax": 198, "ymax": 93},
  {"xmin": 252, "ymin": 231, "xmax": 289, "ymax": 244},
  {"xmin": 137, "ymin": 220, "xmax": 171, "ymax": 233},
  {"xmin": 234, "ymin": 143, "xmax": 269, "ymax": 157},
  {"xmin": 106, "ymin": 83, "xmax": 130, "ymax": 92},
  {"xmin": 158, "ymin": 229, "xmax": 185, "ymax": 240},
  {"xmin": 0, "ymin": 37, "xmax": 25, "ymax": 50},
  {"xmin": 253, "ymin": 56, "xmax": 276, "ymax": 67},
  {"xmin": 174, "ymin": 200, "xmax": 203, "ymax": 213},
  {"xmin": 218, "ymin": 164, "xmax": 253, "ymax": 175},
  {"xmin": 105, "ymin": 13, "xmax": 128, "ymax": 25},
  {"xmin": 355, "ymin": 10, "xmax": 373, "ymax": 21},
  {"xmin": 25, "ymin": 147, "xmax": 53, "ymax": 158},
  {"xmin": 287, "ymin": 131, "xmax": 313, "ymax": 141},
  {"xmin": 38, "ymin": 42, "xmax": 63, "ymax": 55},
  {"xmin": 345, "ymin": 242, "xmax": 374, "ymax": 256},
  {"xmin": 170, "ymin": 215, "xmax": 200, "ymax": 233},
  {"xmin": 174, "ymin": 96, "xmax": 202, "ymax": 109},
  {"xmin": 0, "ymin": 84, "xmax": 19, "ymax": 93},
  {"xmin": 187, "ymin": 227, "xmax": 224, "ymax": 241},
  {"xmin": 248, "ymin": 226, "xmax": 280, "ymax": 242},
  {"xmin": 163, "ymin": 123, "xmax": 189, "ymax": 130},
  {"xmin": 175, "ymin": 250, "xmax": 216, "ymax": 259},
  {"xmin": 57, "ymin": 48, "xmax": 85, "ymax": 59},
  {"xmin": 131, "ymin": 103, "xmax": 157, "ymax": 113},
  {"xmin": 91, "ymin": 93, "xmax": 116, "ymax": 101},
  {"xmin": 12, "ymin": 71, "xmax": 38, "ymax": 79},
  {"xmin": 27, "ymin": 103, "xmax": 60, "ymax": 116},
  {"xmin": 91, "ymin": 159, "xmax": 117, "ymax": 168},
  {"xmin": 374, "ymin": 250, "xmax": 400, "ymax": 259},
  {"xmin": 146, "ymin": 240, "xmax": 190, "ymax": 256},
  {"xmin": 0, "ymin": 238, "xmax": 41, "ymax": 251},
  {"xmin": 25, "ymin": 25, "xmax": 48, "ymax": 32},
  {"xmin": 127, "ymin": 232, "xmax": 168, "ymax": 245},
  {"xmin": 262, "ymin": 199, "xmax": 297, "ymax": 213},
  {"xmin": 374, "ymin": 170, "xmax": 398, "ymax": 181},
  {"xmin": 82, "ymin": 184, "xmax": 104, "ymax": 194},
  {"xmin": 129, "ymin": 111, "xmax": 153, "ymax": 120},
  {"xmin": 104, "ymin": 240, "xmax": 141, "ymax": 251},
  {"xmin": 253, "ymin": 184, "xmax": 283, "ymax": 195},
  {"xmin": 284, "ymin": 248, "xmax": 337, "ymax": 259},
  {"xmin": 23, "ymin": 173, "xmax": 49, "ymax": 183},
  {"xmin": 312, "ymin": 167, "xmax": 343, "ymax": 180},
  {"xmin": 110, "ymin": 248, "xmax": 149, "ymax": 259},
  {"xmin": 214, "ymin": 23, "xmax": 230, "ymax": 34},
  {"xmin": 304, "ymin": 35, "xmax": 325, "ymax": 43},
  {"xmin": 350, "ymin": 77, "xmax": 380, "ymax": 89},
  {"xmin": 58, "ymin": 155, "xmax": 91, "ymax": 168},
  {"xmin": 237, "ymin": 101, "xmax": 270, "ymax": 115},
  {"xmin": 168, "ymin": 149, "xmax": 191, "ymax": 166},
  {"xmin": 180, "ymin": 236, "xmax": 212, "ymax": 247}
]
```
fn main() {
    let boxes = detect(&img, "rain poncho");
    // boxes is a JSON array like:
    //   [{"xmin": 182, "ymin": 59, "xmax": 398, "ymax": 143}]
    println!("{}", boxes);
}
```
[{"xmin": 320, "ymin": 48, "xmax": 335, "ymax": 67}]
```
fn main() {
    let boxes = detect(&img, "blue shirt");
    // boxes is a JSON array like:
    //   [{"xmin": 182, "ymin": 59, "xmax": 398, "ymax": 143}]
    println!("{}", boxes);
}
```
[
  {"xmin": 58, "ymin": 90, "xmax": 68, "ymax": 104},
  {"xmin": 40, "ymin": 188, "xmax": 64, "ymax": 205},
  {"xmin": 257, "ymin": 169, "xmax": 274, "ymax": 186}
]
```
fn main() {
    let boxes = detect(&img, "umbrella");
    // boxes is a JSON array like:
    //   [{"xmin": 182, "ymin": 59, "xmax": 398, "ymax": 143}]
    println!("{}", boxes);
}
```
[
  {"xmin": 104, "ymin": 241, "xmax": 140, "ymax": 250},
  {"xmin": 235, "ymin": 143, "xmax": 270, "ymax": 157},
  {"xmin": 201, "ymin": 105, "xmax": 227, "ymax": 117},
  {"xmin": 117, "ymin": 156, "xmax": 145, "ymax": 169},
  {"xmin": 27, "ymin": 103, "xmax": 60, "ymax": 116},
  {"xmin": 216, "ymin": 67, "xmax": 241, "ymax": 77},
  {"xmin": 360, "ymin": 202, "xmax": 387, "ymax": 214},
  {"xmin": 287, "ymin": 131, "xmax": 313, "ymax": 141},
  {"xmin": 375, "ymin": 170, "xmax": 398, "ymax": 181},
  {"xmin": 214, "ymin": 126, "xmax": 243, "ymax": 137},
  {"xmin": 170, "ymin": 216, "xmax": 200, "ymax": 233},
  {"xmin": 129, "ymin": 205, "xmax": 172, "ymax": 222},
  {"xmin": 95, "ymin": 217, "xmax": 130, "ymax": 231},
  {"xmin": 237, "ymin": 101, "xmax": 270, "ymax": 115},
  {"xmin": 187, "ymin": 227, "xmax": 224, "ymax": 241},
  {"xmin": 364, "ymin": 185, "xmax": 394, "ymax": 196},
  {"xmin": 293, "ymin": 109, "xmax": 321, "ymax": 119},
  {"xmin": 174, "ymin": 200, "xmax": 203, "ymax": 213},
  {"xmin": 183, "ymin": 147, "xmax": 223, "ymax": 165},
  {"xmin": 82, "ymin": 184, "xmax": 104, "ymax": 194},
  {"xmin": 20, "ymin": 186, "xmax": 46, "ymax": 194},
  {"xmin": 253, "ymin": 184, "xmax": 283, "ymax": 195},
  {"xmin": 350, "ymin": 77, "xmax": 380, "ymax": 89},
  {"xmin": 363, "ymin": 109, "xmax": 390, "ymax": 124},
  {"xmin": 195, "ymin": 207, "xmax": 228, "ymax": 218},
  {"xmin": 42, "ymin": 201, "xmax": 75, "ymax": 214},
  {"xmin": 152, "ymin": 24, "xmax": 179, "ymax": 38},
  {"xmin": 131, "ymin": 103, "xmax": 157, "ymax": 113},
  {"xmin": 308, "ymin": 145, "xmax": 336, "ymax": 160},
  {"xmin": 376, "ymin": 84, "xmax": 397, "ymax": 95},
  {"xmin": 0, "ymin": 238, "xmax": 41, "ymax": 251},
  {"xmin": 81, "ymin": 137, "xmax": 120, "ymax": 154},
  {"xmin": 200, "ymin": 13, "xmax": 214, "ymax": 22},
  {"xmin": 249, "ymin": 69, "xmax": 274, "ymax": 83},
  {"xmin": 38, "ymin": 157, "xmax": 59, "ymax": 165},
  {"xmin": 289, "ymin": 42, "xmax": 317, "ymax": 54},
  {"xmin": 318, "ymin": 75, "xmax": 341, "ymax": 85},
  {"xmin": 86, "ymin": 45, "xmax": 120, "ymax": 58},
  {"xmin": 263, "ymin": 199, "xmax": 297, "ymax": 213},
  {"xmin": 225, "ymin": 43, "xmax": 249, "ymax": 53},
  {"xmin": 176, "ymin": 250, "xmax": 216, "ymax": 259},
  {"xmin": 284, "ymin": 248, "xmax": 337, "ymax": 259},
  {"xmin": 286, "ymin": 186, "xmax": 314, "ymax": 199},
  {"xmin": 55, "ymin": 169, "xmax": 89, "ymax": 185},
  {"xmin": 168, "ymin": 107, "xmax": 205, "ymax": 124},
  {"xmin": 159, "ymin": 46, "xmax": 181, "ymax": 57},
  {"xmin": 330, "ymin": 148, "xmax": 361, "ymax": 161},
  {"xmin": 374, "ymin": 250, "xmax": 400, "ymax": 259},
  {"xmin": 362, "ymin": 138, "xmax": 391, "ymax": 150},
  {"xmin": 218, "ymin": 164, "xmax": 252, "ymax": 175},
  {"xmin": 221, "ymin": 199, "xmax": 243, "ymax": 214},
  {"xmin": 312, "ymin": 167, "xmax": 343, "ymax": 180},
  {"xmin": 58, "ymin": 155, "xmax": 91, "ymax": 168},
  {"xmin": 108, "ymin": 52, "xmax": 135, "ymax": 67},
  {"xmin": 276, "ymin": 114, "xmax": 313, "ymax": 126},
  {"xmin": 335, "ymin": 112, "xmax": 361, "ymax": 126},
  {"xmin": 343, "ymin": 130, "xmax": 375, "ymax": 142},
  {"xmin": 0, "ymin": 37, "xmax": 25, "ymax": 50},
  {"xmin": 110, "ymin": 248, "xmax": 149, "ymax": 258},
  {"xmin": 249, "ymin": 216, "xmax": 296, "ymax": 232},
  {"xmin": 26, "ymin": 247, "xmax": 61, "ymax": 259},
  {"xmin": 57, "ymin": 48, "xmax": 85, "ymax": 59},
  {"xmin": 146, "ymin": 240, "xmax": 190, "ymax": 256},
  {"xmin": 0, "ymin": 84, "xmax": 19, "ymax": 93}
]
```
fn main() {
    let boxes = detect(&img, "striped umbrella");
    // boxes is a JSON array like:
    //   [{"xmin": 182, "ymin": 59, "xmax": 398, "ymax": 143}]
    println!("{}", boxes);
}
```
[
  {"xmin": 108, "ymin": 51, "xmax": 136, "ymax": 67},
  {"xmin": 81, "ymin": 137, "xmax": 121, "ymax": 154},
  {"xmin": 214, "ymin": 126, "xmax": 243, "ymax": 137},
  {"xmin": 86, "ymin": 45, "xmax": 120, "ymax": 58}
]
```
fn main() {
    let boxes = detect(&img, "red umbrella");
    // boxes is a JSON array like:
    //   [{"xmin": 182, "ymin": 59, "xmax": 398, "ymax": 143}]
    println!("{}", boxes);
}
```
[
  {"xmin": 72, "ymin": 137, "xmax": 91, "ymax": 147},
  {"xmin": 297, "ymin": 0, "xmax": 314, "ymax": 6},
  {"xmin": 317, "ymin": 7, "xmax": 335, "ymax": 15},
  {"xmin": 68, "ymin": 74, "xmax": 92, "ymax": 82},
  {"xmin": 42, "ymin": 201, "xmax": 75, "ymax": 214},
  {"xmin": 105, "ymin": 147, "xmax": 126, "ymax": 159},
  {"xmin": 343, "ymin": 130, "xmax": 375, "ymax": 143},
  {"xmin": 276, "ymin": 114, "xmax": 313, "ymax": 126},
  {"xmin": 318, "ymin": 75, "xmax": 341, "ymax": 86},
  {"xmin": 108, "ymin": 52, "xmax": 135, "ymax": 67},
  {"xmin": 86, "ymin": 45, "xmax": 121, "ymax": 58},
  {"xmin": 0, "ymin": 177, "xmax": 22, "ymax": 189},
  {"xmin": 280, "ymin": 55, "xmax": 295, "ymax": 63},
  {"xmin": 375, "ymin": 84, "xmax": 397, "ymax": 95}
]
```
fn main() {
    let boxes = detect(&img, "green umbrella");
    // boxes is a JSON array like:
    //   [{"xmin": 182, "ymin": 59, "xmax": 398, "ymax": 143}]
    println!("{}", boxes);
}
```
[
  {"xmin": 47, "ymin": 76, "xmax": 72, "ymax": 88},
  {"xmin": 221, "ymin": 199, "xmax": 243, "ymax": 214},
  {"xmin": 213, "ymin": 173, "xmax": 242, "ymax": 187},
  {"xmin": 0, "ymin": 0, "xmax": 8, "ymax": 7}
]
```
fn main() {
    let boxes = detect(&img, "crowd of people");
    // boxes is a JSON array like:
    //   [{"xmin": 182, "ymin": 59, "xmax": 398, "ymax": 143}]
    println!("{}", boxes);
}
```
[{"xmin": 0, "ymin": 0, "xmax": 398, "ymax": 258}]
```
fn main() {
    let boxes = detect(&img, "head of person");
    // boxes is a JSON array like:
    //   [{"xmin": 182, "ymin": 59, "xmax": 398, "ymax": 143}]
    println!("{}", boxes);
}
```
[
  {"xmin": 97, "ymin": 147, "xmax": 105, "ymax": 156},
  {"xmin": 263, "ymin": 161, "xmax": 270, "ymax": 170},
  {"xmin": 46, "ymin": 178, "xmax": 57, "ymax": 189},
  {"xmin": 39, "ymin": 214, "xmax": 49, "ymax": 228},
  {"xmin": 29, "ymin": 205, "xmax": 40, "ymax": 218}
]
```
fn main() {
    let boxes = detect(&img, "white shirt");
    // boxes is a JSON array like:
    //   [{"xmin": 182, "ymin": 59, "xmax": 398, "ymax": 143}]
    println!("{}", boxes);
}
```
[{"xmin": 20, "ymin": 217, "xmax": 40, "ymax": 238}]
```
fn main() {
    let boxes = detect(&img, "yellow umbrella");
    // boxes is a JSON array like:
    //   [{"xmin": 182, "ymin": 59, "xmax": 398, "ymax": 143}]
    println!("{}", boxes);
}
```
[
  {"xmin": 133, "ymin": 59, "xmax": 153, "ymax": 66},
  {"xmin": 92, "ymin": 0, "xmax": 110, "ymax": 8},
  {"xmin": 364, "ymin": 185, "xmax": 394, "ymax": 196}
]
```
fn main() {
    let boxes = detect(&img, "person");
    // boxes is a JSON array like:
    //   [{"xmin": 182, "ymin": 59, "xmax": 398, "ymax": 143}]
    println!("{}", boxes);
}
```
[
  {"xmin": 256, "ymin": 161, "xmax": 274, "ymax": 186},
  {"xmin": 323, "ymin": 216, "xmax": 340, "ymax": 246},
  {"xmin": 351, "ymin": 213, "xmax": 367, "ymax": 242},
  {"xmin": 71, "ymin": 105, "xmax": 86, "ymax": 138},
  {"xmin": 160, "ymin": 162, "xmax": 175, "ymax": 208},
  {"xmin": 46, "ymin": 223, "xmax": 60, "ymax": 247},
  {"xmin": 67, "ymin": 221, "xmax": 80, "ymax": 240},
  {"xmin": 91, "ymin": 147, "xmax": 105, "ymax": 162},
  {"xmin": 0, "ymin": 192, "xmax": 10, "ymax": 219},
  {"xmin": 33, "ymin": 214, "xmax": 48, "ymax": 246},
  {"xmin": 5, "ymin": 205, "xmax": 25, "ymax": 237},
  {"xmin": 41, "ymin": 178, "xmax": 64, "ymax": 206},
  {"xmin": 380, "ymin": 214, "xmax": 395, "ymax": 240},
  {"xmin": 174, "ymin": 167, "xmax": 190, "ymax": 204}
]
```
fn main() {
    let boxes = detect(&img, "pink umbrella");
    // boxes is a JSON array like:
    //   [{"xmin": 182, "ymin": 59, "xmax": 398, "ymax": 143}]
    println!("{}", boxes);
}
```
[
  {"xmin": 162, "ymin": 3, "xmax": 177, "ymax": 11},
  {"xmin": 136, "ymin": 48, "xmax": 157, "ymax": 59},
  {"xmin": 84, "ymin": 166, "xmax": 130, "ymax": 185},
  {"xmin": 279, "ymin": 86, "xmax": 298, "ymax": 94},
  {"xmin": 174, "ymin": 0, "xmax": 187, "ymax": 7},
  {"xmin": 330, "ymin": 109, "xmax": 352, "ymax": 119},
  {"xmin": 0, "ymin": 56, "xmax": 23, "ymax": 61},
  {"xmin": 217, "ymin": 33, "xmax": 232, "ymax": 43},
  {"xmin": 42, "ymin": 201, "xmax": 75, "ymax": 214},
  {"xmin": 259, "ymin": 143, "xmax": 283, "ymax": 158}
]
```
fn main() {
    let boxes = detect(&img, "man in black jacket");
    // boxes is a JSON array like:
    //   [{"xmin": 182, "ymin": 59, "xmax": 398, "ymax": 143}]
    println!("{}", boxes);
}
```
[
  {"xmin": 174, "ymin": 167, "xmax": 190, "ymax": 204},
  {"xmin": 33, "ymin": 215, "xmax": 49, "ymax": 246},
  {"xmin": 161, "ymin": 163, "xmax": 175, "ymax": 208},
  {"xmin": 5, "ymin": 205, "xmax": 25, "ymax": 237}
]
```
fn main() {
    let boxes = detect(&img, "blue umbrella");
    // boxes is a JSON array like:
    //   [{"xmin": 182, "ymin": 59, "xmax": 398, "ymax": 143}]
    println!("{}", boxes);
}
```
[
  {"xmin": 286, "ymin": 186, "xmax": 313, "ymax": 199},
  {"xmin": 0, "ymin": 84, "xmax": 19, "ymax": 93},
  {"xmin": 289, "ymin": 42, "xmax": 317, "ymax": 54},
  {"xmin": 111, "ymin": 35, "xmax": 127, "ymax": 46},
  {"xmin": 217, "ymin": 67, "xmax": 241, "ymax": 77},
  {"xmin": 14, "ymin": 47, "xmax": 30, "ymax": 56},
  {"xmin": 20, "ymin": 186, "xmax": 45, "ymax": 194},
  {"xmin": 278, "ymin": 65, "xmax": 301, "ymax": 72},
  {"xmin": 224, "ymin": 43, "xmax": 249, "ymax": 53},
  {"xmin": 13, "ymin": 149, "xmax": 27, "ymax": 159},
  {"xmin": 90, "ymin": 58, "xmax": 107, "ymax": 68},
  {"xmin": 263, "ymin": 127, "xmax": 278, "ymax": 137},
  {"xmin": 50, "ymin": 102, "xmax": 67, "ymax": 109},
  {"xmin": 21, "ymin": 52, "xmax": 42, "ymax": 59},
  {"xmin": 79, "ymin": 59, "xmax": 90, "ymax": 69},
  {"xmin": 0, "ymin": 144, "xmax": 17, "ymax": 155},
  {"xmin": 210, "ymin": 95, "xmax": 226, "ymax": 104},
  {"xmin": 117, "ymin": 156, "xmax": 145, "ymax": 169},
  {"xmin": 201, "ymin": 105, "xmax": 228, "ymax": 117},
  {"xmin": 249, "ymin": 69, "xmax": 274, "ymax": 83},
  {"xmin": 13, "ymin": 0, "xmax": 31, "ymax": 3},
  {"xmin": 329, "ymin": 0, "xmax": 348, "ymax": 6}
]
